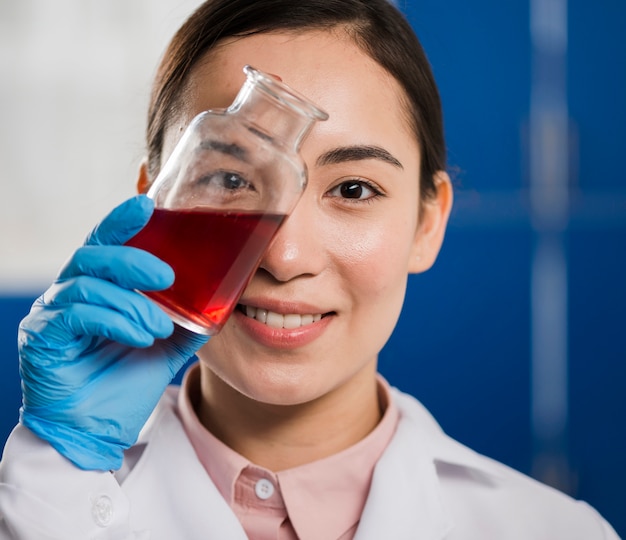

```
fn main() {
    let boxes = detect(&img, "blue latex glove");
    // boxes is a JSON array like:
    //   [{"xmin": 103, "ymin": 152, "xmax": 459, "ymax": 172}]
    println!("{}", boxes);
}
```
[{"xmin": 18, "ymin": 195, "xmax": 209, "ymax": 471}]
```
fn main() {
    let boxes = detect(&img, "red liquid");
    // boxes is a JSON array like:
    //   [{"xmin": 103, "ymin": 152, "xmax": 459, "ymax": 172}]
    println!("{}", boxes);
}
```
[{"xmin": 125, "ymin": 208, "xmax": 286, "ymax": 334}]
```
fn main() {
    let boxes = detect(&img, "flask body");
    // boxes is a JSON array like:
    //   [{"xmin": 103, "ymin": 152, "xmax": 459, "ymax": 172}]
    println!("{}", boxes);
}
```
[{"xmin": 126, "ymin": 66, "xmax": 328, "ymax": 334}]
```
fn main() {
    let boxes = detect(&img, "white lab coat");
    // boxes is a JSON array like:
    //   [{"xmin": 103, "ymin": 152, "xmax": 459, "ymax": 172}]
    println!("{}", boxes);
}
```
[{"xmin": 0, "ymin": 385, "xmax": 620, "ymax": 539}]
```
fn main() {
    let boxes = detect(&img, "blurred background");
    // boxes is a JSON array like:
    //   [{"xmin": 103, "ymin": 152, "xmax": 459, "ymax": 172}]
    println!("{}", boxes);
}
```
[{"xmin": 1, "ymin": 0, "xmax": 624, "ymax": 535}]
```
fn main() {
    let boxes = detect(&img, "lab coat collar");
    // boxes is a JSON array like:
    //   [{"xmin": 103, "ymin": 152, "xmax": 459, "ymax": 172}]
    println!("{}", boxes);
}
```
[
  {"xmin": 354, "ymin": 388, "xmax": 503, "ymax": 540},
  {"xmin": 392, "ymin": 388, "xmax": 506, "ymax": 481}
]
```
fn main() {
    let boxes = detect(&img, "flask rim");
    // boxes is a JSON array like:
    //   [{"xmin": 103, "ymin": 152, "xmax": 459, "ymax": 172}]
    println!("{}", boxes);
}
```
[{"xmin": 242, "ymin": 65, "xmax": 329, "ymax": 122}]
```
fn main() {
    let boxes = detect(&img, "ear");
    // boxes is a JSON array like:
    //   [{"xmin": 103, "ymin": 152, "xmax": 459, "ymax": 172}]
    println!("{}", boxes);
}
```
[
  {"xmin": 136, "ymin": 158, "xmax": 151, "ymax": 194},
  {"xmin": 408, "ymin": 170, "xmax": 453, "ymax": 273}
]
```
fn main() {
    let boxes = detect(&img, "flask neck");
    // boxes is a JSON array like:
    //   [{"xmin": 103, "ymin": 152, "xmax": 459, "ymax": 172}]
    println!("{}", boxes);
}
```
[{"xmin": 227, "ymin": 66, "xmax": 328, "ymax": 151}]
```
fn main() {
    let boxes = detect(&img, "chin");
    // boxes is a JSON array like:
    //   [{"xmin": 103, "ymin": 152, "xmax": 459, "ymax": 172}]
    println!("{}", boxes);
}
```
[
  {"xmin": 237, "ymin": 369, "xmax": 325, "ymax": 406},
  {"xmin": 200, "ymin": 337, "xmax": 335, "ymax": 406}
]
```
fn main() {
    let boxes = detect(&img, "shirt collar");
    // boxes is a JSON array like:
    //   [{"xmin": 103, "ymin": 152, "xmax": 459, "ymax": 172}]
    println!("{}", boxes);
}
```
[
  {"xmin": 278, "ymin": 376, "xmax": 398, "ymax": 539},
  {"xmin": 177, "ymin": 363, "xmax": 399, "ymax": 540}
]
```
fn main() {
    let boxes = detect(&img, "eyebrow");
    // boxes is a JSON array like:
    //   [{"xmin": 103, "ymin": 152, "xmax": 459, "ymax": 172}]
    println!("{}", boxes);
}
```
[
  {"xmin": 200, "ymin": 139, "xmax": 248, "ymax": 161},
  {"xmin": 316, "ymin": 145, "xmax": 404, "ymax": 170}
]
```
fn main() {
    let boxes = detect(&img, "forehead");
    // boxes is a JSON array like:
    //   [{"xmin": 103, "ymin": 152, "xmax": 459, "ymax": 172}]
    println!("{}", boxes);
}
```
[{"xmin": 163, "ymin": 30, "xmax": 419, "ymax": 169}]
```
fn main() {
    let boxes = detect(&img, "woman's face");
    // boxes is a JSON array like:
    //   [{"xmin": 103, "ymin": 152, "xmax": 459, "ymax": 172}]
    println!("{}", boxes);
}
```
[{"xmin": 158, "ymin": 30, "xmax": 451, "ymax": 406}]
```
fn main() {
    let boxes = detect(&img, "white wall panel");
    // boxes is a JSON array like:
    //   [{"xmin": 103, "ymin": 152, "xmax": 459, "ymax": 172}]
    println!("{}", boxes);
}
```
[{"xmin": 0, "ymin": 1, "xmax": 203, "ymax": 291}]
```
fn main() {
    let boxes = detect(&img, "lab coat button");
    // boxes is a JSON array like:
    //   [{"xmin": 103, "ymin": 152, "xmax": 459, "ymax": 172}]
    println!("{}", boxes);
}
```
[
  {"xmin": 254, "ymin": 478, "xmax": 275, "ymax": 500},
  {"xmin": 91, "ymin": 494, "xmax": 114, "ymax": 527}
]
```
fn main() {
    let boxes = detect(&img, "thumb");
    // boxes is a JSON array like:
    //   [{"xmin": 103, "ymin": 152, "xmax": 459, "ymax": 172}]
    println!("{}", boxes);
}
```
[{"xmin": 85, "ymin": 195, "xmax": 154, "ymax": 247}]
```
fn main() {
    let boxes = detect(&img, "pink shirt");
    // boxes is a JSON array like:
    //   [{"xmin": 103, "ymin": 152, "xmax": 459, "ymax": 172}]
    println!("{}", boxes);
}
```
[{"xmin": 177, "ymin": 365, "xmax": 399, "ymax": 540}]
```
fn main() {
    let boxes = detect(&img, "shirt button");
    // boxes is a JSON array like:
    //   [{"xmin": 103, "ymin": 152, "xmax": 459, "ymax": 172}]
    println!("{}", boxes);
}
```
[
  {"xmin": 91, "ymin": 494, "xmax": 114, "ymax": 527},
  {"xmin": 254, "ymin": 478, "xmax": 275, "ymax": 500}
]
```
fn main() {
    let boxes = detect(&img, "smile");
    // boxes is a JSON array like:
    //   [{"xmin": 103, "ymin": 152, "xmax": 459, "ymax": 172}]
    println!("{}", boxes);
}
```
[{"xmin": 239, "ymin": 304, "xmax": 324, "ymax": 329}]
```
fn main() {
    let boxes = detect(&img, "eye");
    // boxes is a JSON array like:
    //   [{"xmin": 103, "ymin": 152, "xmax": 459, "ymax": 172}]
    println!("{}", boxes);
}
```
[
  {"xmin": 327, "ymin": 179, "xmax": 382, "ymax": 201},
  {"xmin": 196, "ymin": 170, "xmax": 253, "ymax": 191}
]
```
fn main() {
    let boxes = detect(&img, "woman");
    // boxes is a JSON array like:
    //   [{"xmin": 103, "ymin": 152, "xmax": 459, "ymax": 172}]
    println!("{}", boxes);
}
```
[{"xmin": 0, "ymin": 0, "xmax": 619, "ymax": 538}]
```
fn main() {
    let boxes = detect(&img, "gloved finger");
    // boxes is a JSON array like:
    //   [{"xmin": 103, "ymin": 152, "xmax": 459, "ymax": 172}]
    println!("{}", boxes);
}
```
[
  {"xmin": 57, "ymin": 245, "xmax": 174, "ymax": 292},
  {"xmin": 85, "ymin": 195, "xmax": 154, "ymax": 247},
  {"xmin": 44, "ymin": 302, "xmax": 165, "ymax": 348},
  {"xmin": 65, "ymin": 302, "xmax": 172, "ymax": 347},
  {"xmin": 42, "ymin": 276, "xmax": 174, "ymax": 339}
]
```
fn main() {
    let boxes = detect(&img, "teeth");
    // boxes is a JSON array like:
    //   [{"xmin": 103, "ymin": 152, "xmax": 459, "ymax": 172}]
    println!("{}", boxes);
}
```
[
  {"xmin": 242, "ymin": 305, "xmax": 323, "ymax": 329},
  {"xmin": 266, "ymin": 311, "xmax": 283, "ymax": 328},
  {"xmin": 283, "ymin": 314, "xmax": 301, "ymax": 329}
]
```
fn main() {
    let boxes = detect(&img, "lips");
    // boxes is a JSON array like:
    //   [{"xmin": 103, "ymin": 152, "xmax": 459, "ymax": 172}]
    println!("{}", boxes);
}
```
[{"xmin": 239, "ymin": 304, "xmax": 324, "ymax": 329}]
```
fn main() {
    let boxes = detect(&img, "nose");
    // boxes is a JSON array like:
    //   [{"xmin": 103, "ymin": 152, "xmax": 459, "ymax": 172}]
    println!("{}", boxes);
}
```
[{"xmin": 257, "ymin": 197, "xmax": 326, "ymax": 282}]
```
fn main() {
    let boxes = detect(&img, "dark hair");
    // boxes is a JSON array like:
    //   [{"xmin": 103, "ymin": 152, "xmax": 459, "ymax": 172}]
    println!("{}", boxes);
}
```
[{"xmin": 146, "ymin": 0, "xmax": 446, "ymax": 202}]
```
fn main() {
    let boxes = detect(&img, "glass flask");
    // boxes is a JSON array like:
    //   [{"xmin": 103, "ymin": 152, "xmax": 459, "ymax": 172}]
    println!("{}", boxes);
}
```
[{"xmin": 126, "ymin": 65, "xmax": 328, "ymax": 335}]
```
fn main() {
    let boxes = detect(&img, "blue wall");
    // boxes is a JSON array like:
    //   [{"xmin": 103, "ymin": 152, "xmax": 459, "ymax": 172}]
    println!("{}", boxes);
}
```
[
  {"xmin": 1, "ymin": 0, "xmax": 624, "ymax": 536},
  {"xmin": 0, "ymin": 297, "xmax": 29, "ymax": 441},
  {"xmin": 384, "ymin": 0, "xmax": 626, "ymax": 534}
]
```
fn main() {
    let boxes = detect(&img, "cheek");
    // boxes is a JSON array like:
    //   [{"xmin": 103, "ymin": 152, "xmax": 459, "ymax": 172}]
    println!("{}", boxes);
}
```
[
  {"xmin": 331, "ymin": 218, "xmax": 412, "ymax": 357},
  {"xmin": 331, "ymin": 214, "xmax": 415, "ymax": 296}
]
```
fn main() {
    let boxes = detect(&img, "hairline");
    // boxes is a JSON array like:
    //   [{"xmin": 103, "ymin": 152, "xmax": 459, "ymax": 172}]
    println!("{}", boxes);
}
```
[{"xmin": 155, "ymin": 26, "xmax": 422, "ymax": 177}]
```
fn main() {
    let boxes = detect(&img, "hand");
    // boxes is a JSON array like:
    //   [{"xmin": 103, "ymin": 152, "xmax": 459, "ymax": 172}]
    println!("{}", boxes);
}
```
[{"xmin": 18, "ymin": 195, "xmax": 208, "ymax": 471}]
